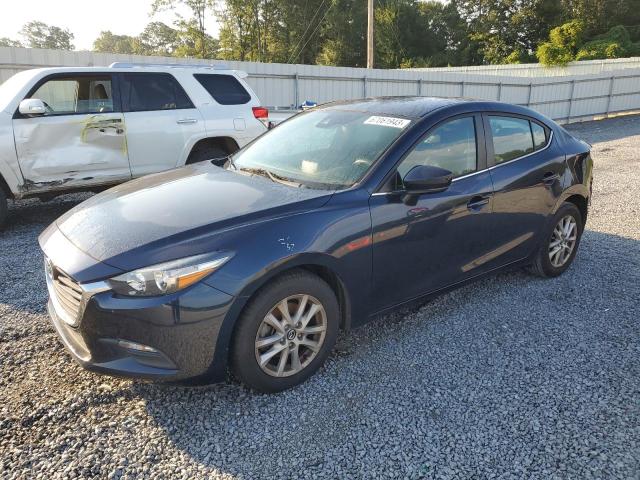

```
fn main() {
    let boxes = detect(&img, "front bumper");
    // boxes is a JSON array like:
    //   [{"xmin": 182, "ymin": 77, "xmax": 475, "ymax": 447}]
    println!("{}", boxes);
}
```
[{"xmin": 46, "ymin": 276, "xmax": 235, "ymax": 381}]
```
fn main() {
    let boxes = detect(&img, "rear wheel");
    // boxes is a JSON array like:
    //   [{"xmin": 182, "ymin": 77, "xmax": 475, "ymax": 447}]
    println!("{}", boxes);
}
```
[
  {"xmin": 529, "ymin": 202, "xmax": 583, "ymax": 277},
  {"xmin": 187, "ymin": 144, "xmax": 228, "ymax": 166},
  {"xmin": 0, "ymin": 189, "xmax": 7, "ymax": 230},
  {"xmin": 231, "ymin": 270, "xmax": 339, "ymax": 392}
]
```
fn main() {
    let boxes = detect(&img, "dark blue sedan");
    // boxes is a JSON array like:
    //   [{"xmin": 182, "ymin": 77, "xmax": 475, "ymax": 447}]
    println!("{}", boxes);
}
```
[{"xmin": 39, "ymin": 97, "xmax": 593, "ymax": 392}]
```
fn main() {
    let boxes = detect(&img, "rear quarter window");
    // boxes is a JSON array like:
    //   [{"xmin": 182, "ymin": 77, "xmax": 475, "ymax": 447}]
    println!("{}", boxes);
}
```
[{"xmin": 194, "ymin": 74, "xmax": 251, "ymax": 105}]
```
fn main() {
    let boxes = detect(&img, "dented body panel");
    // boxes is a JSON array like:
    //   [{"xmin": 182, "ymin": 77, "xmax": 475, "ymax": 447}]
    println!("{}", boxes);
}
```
[{"xmin": 12, "ymin": 113, "xmax": 131, "ymax": 192}]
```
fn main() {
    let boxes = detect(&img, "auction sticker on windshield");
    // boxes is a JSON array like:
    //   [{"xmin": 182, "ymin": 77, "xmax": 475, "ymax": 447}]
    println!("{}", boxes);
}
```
[{"xmin": 363, "ymin": 116, "xmax": 411, "ymax": 129}]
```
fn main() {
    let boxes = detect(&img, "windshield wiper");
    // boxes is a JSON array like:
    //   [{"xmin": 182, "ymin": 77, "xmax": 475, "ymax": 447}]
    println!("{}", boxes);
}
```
[{"xmin": 238, "ymin": 167, "xmax": 302, "ymax": 187}]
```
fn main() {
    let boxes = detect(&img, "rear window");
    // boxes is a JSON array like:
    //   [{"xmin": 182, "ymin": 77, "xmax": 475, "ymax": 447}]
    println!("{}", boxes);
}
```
[
  {"xmin": 489, "ymin": 116, "xmax": 535, "ymax": 164},
  {"xmin": 121, "ymin": 73, "xmax": 194, "ymax": 112},
  {"xmin": 194, "ymin": 74, "xmax": 251, "ymax": 105},
  {"xmin": 531, "ymin": 122, "xmax": 547, "ymax": 150}
]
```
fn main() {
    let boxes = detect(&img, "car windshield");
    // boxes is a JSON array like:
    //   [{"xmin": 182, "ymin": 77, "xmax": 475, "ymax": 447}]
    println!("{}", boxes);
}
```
[{"xmin": 230, "ymin": 109, "xmax": 412, "ymax": 190}]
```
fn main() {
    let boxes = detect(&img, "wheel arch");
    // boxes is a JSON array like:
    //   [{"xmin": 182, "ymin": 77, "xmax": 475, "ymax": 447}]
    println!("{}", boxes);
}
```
[
  {"xmin": 185, "ymin": 136, "xmax": 240, "ymax": 165},
  {"xmin": 203, "ymin": 254, "xmax": 352, "ymax": 383}
]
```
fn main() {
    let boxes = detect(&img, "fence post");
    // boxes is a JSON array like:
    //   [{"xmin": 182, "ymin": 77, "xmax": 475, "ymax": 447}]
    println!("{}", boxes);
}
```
[
  {"xmin": 417, "ymin": 78, "xmax": 422, "ymax": 96},
  {"xmin": 497, "ymin": 82, "xmax": 502, "ymax": 101},
  {"xmin": 605, "ymin": 75, "xmax": 615, "ymax": 117},
  {"xmin": 293, "ymin": 73, "xmax": 299, "ymax": 108},
  {"xmin": 363, "ymin": 76, "xmax": 368, "ymax": 97},
  {"xmin": 567, "ymin": 80, "xmax": 576, "ymax": 123},
  {"xmin": 460, "ymin": 81, "xmax": 465, "ymax": 98},
  {"xmin": 527, "ymin": 83, "xmax": 533, "ymax": 106}
]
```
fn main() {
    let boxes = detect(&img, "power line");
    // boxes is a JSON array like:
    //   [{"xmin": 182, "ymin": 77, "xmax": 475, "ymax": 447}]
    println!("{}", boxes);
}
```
[
  {"xmin": 289, "ymin": 1, "xmax": 335, "ymax": 64},
  {"xmin": 287, "ymin": 0, "xmax": 327, "ymax": 64}
]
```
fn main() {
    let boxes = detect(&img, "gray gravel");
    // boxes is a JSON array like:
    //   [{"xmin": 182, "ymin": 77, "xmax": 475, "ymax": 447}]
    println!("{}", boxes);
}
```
[{"xmin": 1, "ymin": 116, "xmax": 640, "ymax": 479}]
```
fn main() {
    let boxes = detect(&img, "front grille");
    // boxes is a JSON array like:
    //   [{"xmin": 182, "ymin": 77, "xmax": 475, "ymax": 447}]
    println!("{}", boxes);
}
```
[{"xmin": 51, "ymin": 268, "xmax": 83, "ymax": 324}]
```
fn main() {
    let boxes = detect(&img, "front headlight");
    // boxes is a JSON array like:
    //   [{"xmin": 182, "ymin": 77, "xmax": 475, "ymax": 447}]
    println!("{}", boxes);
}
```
[{"xmin": 108, "ymin": 252, "xmax": 232, "ymax": 297}]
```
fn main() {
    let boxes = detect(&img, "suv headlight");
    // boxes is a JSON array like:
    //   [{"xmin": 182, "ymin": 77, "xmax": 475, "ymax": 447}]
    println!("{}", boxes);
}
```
[{"xmin": 108, "ymin": 252, "xmax": 232, "ymax": 297}]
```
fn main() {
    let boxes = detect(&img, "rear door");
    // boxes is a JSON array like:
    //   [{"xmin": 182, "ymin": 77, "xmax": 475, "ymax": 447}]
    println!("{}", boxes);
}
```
[
  {"xmin": 484, "ymin": 113, "xmax": 564, "ymax": 266},
  {"xmin": 12, "ymin": 73, "xmax": 130, "ymax": 190},
  {"xmin": 120, "ymin": 72, "xmax": 205, "ymax": 177}
]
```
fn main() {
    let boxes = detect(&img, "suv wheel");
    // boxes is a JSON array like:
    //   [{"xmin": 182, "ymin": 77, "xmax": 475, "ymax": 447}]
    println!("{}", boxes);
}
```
[
  {"xmin": 187, "ymin": 144, "xmax": 228, "ymax": 166},
  {"xmin": 529, "ymin": 202, "xmax": 583, "ymax": 277},
  {"xmin": 231, "ymin": 270, "xmax": 339, "ymax": 392},
  {"xmin": 0, "ymin": 189, "xmax": 7, "ymax": 230}
]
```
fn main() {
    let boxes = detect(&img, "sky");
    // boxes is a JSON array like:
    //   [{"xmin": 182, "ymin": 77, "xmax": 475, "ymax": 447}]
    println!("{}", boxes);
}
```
[{"xmin": 0, "ymin": 0, "xmax": 220, "ymax": 51}]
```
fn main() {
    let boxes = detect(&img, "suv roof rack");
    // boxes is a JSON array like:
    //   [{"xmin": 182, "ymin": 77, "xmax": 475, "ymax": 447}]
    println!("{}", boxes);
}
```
[{"xmin": 109, "ymin": 62, "xmax": 231, "ymax": 70}]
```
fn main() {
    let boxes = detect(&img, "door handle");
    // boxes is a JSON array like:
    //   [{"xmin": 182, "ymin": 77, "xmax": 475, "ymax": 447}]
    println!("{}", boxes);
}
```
[
  {"xmin": 177, "ymin": 118, "xmax": 198, "ymax": 124},
  {"xmin": 543, "ymin": 171, "xmax": 560, "ymax": 185},
  {"xmin": 467, "ymin": 195, "xmax": 490, "ymax": 211}
]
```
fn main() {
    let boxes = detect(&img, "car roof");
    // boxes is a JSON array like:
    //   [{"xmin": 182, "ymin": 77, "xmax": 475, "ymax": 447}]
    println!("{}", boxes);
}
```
[
  {"xmin": 324, "ymin": 96, "xmax": 466, "ymax": 119},
  {"xmin": 322, "ymin": 96, "xmax": 552, "ymax": 124}
]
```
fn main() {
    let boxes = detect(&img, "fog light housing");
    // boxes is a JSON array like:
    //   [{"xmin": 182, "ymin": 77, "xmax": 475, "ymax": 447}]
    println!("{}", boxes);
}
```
[{"xmin": 117, "ymin": 339, "xmax": 159, "ymax": 354}]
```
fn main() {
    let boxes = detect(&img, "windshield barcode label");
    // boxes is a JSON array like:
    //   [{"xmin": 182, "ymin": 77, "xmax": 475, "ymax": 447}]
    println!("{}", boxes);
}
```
[{"xmin": 364, "ymin": 116, "xmax": 411, "ymax": 129}]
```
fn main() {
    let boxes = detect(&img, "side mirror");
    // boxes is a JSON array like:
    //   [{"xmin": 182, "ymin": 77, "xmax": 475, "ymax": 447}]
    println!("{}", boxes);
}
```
[
  {"xmin": 19, "ymin": 98, "xmax": 47, "ymax": 116},
  {"xmin": 402, "ymin": 165, "xmax": 453, "ymax": 205}
]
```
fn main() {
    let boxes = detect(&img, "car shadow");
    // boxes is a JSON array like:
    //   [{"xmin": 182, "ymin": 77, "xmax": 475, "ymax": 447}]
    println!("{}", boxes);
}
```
[{"xmin": 128, "ymin": 228, "xmax": 640, "ymax": 478}]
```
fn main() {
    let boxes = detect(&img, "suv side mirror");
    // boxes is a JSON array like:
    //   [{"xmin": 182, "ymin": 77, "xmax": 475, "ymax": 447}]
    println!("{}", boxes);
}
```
[
  {"xmin": 19, "ymin": 98, "xmax": 47, "ymax": 116},
  {"xmin": 402, "ymin": 165, "xmax": 453, "ymax": 205}
]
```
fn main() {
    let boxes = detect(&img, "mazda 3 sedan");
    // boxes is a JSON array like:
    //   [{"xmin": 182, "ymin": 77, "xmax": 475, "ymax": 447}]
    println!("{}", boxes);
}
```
[{"xmin": 39, "ymin": 97, "xmax": 593, "ymax": 392}]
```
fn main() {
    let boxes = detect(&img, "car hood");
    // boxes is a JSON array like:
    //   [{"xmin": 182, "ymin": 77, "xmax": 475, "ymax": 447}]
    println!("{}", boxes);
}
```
[{"xmin": 53, "ymin": 163, "xmax": 332, "ymax": 271}]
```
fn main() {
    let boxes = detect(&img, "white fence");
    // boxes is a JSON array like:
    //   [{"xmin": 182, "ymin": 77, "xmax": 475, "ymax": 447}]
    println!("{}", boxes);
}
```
[
  {"xmin": 407, "ymin": 57, "xmax": 640, "ymax": 77},
  {"xmin": 2, "ymin": 47, "xmax": 640, "ymax": 124}
]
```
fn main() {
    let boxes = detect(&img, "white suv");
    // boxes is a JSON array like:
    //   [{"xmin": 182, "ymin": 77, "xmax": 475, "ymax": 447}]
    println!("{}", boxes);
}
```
[{"xmin": 0, "ymin": 63, "xmax": 269, "ymax": 228}]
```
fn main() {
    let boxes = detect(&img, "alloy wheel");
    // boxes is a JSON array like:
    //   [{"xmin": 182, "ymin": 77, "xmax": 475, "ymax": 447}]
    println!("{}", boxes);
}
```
[
  {"xmin": 548, "ymin": 215, "xmax": 578, "ymax": 268},
  {"xmin": 254, "ymin": 294, "xmax": 327, "ymax": 377}
]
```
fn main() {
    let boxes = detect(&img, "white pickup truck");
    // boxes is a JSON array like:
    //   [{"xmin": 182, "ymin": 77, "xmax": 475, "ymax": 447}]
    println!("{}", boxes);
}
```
[{"xmin": 0, "ymin": 63, "xmax": 270, "ymax": 228}]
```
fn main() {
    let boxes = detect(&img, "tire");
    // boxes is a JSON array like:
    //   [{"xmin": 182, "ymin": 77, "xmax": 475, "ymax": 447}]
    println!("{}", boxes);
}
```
[
  {"xmin": 0, "ymin": 189, "xmax": 7, "ymax": 231},
  {"xmin": 529, "ymin": 202, "xmax": 583, "ymax": 278},
  {"xmin": 186, "ymin": 144, "xmax": 228, "ymax": 166},
  {"xmin": 231, "ymin": 270, "xmax": 340, "ymax": 393}
]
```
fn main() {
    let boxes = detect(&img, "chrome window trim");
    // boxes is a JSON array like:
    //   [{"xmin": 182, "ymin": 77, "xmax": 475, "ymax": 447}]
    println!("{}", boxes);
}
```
[{"xmin": 370, "ymin": 123, "xmax": 554, "ymax": 198}]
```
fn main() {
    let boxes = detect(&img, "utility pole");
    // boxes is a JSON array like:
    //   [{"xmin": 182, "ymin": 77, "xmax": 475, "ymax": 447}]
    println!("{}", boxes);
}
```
[{"xmin": 367, "ymin": 0, "xmax": 374, "ymax": 69}]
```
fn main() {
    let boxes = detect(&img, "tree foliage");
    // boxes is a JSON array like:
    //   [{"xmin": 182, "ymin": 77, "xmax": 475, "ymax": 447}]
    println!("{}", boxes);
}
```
[{"xmin": 19, "ymin": 21, "xmax": 74, "ymax": 50}]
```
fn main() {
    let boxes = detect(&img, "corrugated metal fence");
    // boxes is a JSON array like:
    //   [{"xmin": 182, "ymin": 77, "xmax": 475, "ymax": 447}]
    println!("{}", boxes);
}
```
[{"xmin": 2, "ymin": 47, "xmax": 640, "ymax": 124}]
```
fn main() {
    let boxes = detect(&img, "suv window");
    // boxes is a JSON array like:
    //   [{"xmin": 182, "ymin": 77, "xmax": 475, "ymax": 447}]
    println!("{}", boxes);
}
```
[
  {"xmin": 398, "ymin": 116, "xmax": 477, "ymax": 181},
  {"xmin": 29, "ymin": 76, "xmax": 113, "ymax": 115},
  {"xmin": 194, "ymin": 74, "xmax": 251, "ymax": 105},
  {"xmin": 121, "ymin": 73, "xmax": 194, "ymax": 112},
  {"xmin": 489, "ymin": 116, "xmax": 535, "ymax": 163}
]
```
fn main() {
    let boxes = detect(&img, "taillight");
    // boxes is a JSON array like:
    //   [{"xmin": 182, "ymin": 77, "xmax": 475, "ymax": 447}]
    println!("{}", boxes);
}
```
[{"xmin": 252, "ymin": 106, "xmax": 269, "ymax": 119}]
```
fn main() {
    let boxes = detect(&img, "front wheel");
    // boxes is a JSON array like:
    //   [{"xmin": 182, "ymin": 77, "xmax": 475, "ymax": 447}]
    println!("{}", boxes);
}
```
[
  {"xmin": 231, "ymin": 270, "xmax": 339, "ymax": 393},
  {"xmin": 529, "ymin": 202, "xmax": 583, "ymax": 277}
]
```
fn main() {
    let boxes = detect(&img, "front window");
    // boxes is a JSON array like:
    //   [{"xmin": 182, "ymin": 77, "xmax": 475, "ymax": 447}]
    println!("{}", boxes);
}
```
[
  {"xmin": 231, "ymin": 109, "xmax": 411, "ymax": 190},
  {"xmin": 29, "ymin": 75, "xmax": 114, "ymax": 115}
]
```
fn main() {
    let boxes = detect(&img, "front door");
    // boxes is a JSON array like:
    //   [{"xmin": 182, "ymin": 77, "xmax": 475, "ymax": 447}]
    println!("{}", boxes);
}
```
[
  {"xmin": 13, "ymin": 73, "xmax": 130, "ymax": 192},
  {"xmin": 369, "ymin": 114, "xmax": 496, "ymax": 311},
  {"xmin": 119, "ymin": 72, "xmax": 205, "ymax": 177}
]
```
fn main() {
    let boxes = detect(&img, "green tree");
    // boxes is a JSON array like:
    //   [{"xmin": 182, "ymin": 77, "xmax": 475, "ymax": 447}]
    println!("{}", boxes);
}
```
[
  {"xmin": 456, "ymin": 0, "xmax": 564, "ymax": 64},
  {"xmin": 138, "ymin": 22, "xmax": 181, "ymax": 56},
  {"xmin": 0, "ymin": 37, "xmax": 23, "ymax": 47},
  {"xmin": 19, "ymin": 21, "xmax": 74, "ymax": 50},
  {"xmin": 93, "ymin": 31, "xmax": 140, "ymax": 54},
  {"xmin": 536, "ymin": 20, "xmax": 584, "ymax": 65},
  {"xmin": 152, "ymin": 0, "xmax": 214, "ymax": 58}
]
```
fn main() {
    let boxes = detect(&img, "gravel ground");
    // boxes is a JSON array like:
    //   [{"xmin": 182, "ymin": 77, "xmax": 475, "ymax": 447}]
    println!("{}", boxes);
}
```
[{"xmin": 1, "ymin": 116, "xmax": 639, "ymax": 480}]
